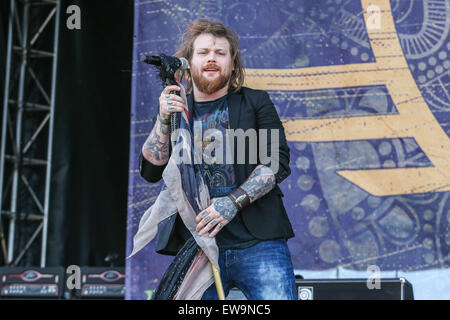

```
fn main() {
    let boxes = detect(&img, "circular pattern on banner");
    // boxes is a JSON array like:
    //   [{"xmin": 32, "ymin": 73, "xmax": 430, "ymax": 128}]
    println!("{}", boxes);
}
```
[
  {"xmin": 319, "ymin": 240, "xmax": 341, "ymax": 263},
  {"xmin": 309, "ymin": 216, "xmax": 329, "ymax": 238}
]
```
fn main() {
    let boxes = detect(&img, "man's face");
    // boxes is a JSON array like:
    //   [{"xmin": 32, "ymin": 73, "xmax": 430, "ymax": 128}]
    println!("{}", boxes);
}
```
[{"xmin": 190, "ymin": 33, "xmax": 234, "ymax": 95}]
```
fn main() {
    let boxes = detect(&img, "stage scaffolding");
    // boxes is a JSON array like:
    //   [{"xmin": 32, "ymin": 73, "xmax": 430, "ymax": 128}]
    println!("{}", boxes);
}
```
[{"xmin": 0, "ymin": 0, "xmax": 60, "ymax": 267}]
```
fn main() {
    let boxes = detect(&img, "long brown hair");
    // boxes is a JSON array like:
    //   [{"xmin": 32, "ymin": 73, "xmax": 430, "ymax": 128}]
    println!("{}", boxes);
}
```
[{"xmin": 174, "ymin": 19, "xmax": 245, "ymax": 94}]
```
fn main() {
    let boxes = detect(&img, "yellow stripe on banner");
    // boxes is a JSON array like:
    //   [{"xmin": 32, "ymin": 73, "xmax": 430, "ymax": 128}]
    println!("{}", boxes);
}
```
[{"xmin": 244, "ymin": 0, "xmax": 450, "ymax": 196}]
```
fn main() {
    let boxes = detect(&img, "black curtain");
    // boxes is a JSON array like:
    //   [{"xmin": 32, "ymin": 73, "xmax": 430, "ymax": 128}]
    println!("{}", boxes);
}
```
[
  {"xmin": 0, "ymin": 0, "xmax": 132, "ymax": 267},
  {"xmin": 46, "ymin": 0, "xmax": 133, "ymax": 267}
]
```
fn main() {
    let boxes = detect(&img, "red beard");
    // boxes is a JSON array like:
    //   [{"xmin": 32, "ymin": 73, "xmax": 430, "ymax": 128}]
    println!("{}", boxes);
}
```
[{"xmin": 191, "ymin": 64, "xmax": 231, "ymax": 95}]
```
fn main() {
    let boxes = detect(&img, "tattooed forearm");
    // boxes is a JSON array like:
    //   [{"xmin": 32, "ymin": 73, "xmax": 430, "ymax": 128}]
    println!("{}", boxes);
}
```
[
  {"xmin": 159, "ymin": 121, "xmax": 169, "ymax": 135},
  {"xmin": 142, "ymin": 118, "xmax": 170, "ymax": 165},
  {"xmin": 240, "ymin": 165, "xmax": 276, "ymax": 203},
  {"xmin": 213, "ymin": 197, "xmax": 237, "ymax": 222}
]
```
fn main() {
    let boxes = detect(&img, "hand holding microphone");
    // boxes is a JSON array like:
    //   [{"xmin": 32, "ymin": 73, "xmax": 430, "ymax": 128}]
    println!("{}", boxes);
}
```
[
  {"xmin": 158, "ymin": 83, "xmax": 187, "ymax": 125},
  {"xmin": 141, "ymin": 54, "xmax": 189, "ymax": 107}
]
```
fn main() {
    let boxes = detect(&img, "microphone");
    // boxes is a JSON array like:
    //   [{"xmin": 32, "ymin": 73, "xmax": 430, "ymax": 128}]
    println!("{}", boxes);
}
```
[
  {"xmin": 140, "ymin": 54, "xmax": 189, "ymax": 71},
  {"xmin": 141, "ymin": 53, "xmax": 189, "ymax": 147}
]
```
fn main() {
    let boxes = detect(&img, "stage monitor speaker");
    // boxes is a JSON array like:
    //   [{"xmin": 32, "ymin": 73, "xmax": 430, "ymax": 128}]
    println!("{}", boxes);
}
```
[
  {"xmin": 0, "ymin": 267, "xmax": 65, "ymax": 299},
  {"xmin": 74, "ymin": 267, "xmax": 125, "ymax": 299},
  {"xmin": 296, "ymin": 278, "xmax": 414, "ymax": 300}
]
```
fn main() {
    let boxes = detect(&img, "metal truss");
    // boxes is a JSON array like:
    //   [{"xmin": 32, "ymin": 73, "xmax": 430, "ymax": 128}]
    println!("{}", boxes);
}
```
[{"xmin": 0, "ymin": 0, "xmax": 60, "ymax": 267}]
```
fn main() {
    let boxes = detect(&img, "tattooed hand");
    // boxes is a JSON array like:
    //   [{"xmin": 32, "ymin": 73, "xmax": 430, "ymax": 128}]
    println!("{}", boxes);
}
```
[
  {"xmin": 195, "ymin": 197, "xmax": 237, "ymax": 238},
  {"xmin": 142, "ymin": 83, "xmax": 187, "ymax": 166},
  {"xmin": 158, "ymin": 84, "xmax": 187, "ymax": 120}
]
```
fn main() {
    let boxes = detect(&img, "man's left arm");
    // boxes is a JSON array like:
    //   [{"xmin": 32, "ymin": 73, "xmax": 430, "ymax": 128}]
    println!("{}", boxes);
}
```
[
  {"xmin": 195, "ymin": 164, "xmax": 275, "ymax": 237},
  {"xmin": 196, "ymin": 90, "xmax": 290, "ymax": 237}
]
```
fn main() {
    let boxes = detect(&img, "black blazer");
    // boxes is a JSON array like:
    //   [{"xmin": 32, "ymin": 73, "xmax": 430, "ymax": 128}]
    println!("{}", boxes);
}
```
[{"xmin": 139, "ymin": 87, "xmax": 294, "ymax": 255}]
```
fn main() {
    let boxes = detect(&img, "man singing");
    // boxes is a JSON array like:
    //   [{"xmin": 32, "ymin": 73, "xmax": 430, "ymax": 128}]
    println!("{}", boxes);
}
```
[{"xmin": 140, "ymin": 19, "xmax": 297, "ymax": 300}]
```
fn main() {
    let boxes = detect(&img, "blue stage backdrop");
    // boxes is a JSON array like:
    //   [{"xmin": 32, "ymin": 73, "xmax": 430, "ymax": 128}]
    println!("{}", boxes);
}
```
[{"xmin": 127, "ymin": 0, "xmax": 450, "ymax": 300}]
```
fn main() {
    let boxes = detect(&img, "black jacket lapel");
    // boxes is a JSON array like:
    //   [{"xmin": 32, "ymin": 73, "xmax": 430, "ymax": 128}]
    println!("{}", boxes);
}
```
[{"xmin": 227, "ymin": 89, "xmax": 242, "ymax": 130}]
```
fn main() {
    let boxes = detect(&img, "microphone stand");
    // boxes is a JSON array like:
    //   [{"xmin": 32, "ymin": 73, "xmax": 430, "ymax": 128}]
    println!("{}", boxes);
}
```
[
  {"xmin": 162, "ymin": 77, "xmax": 181, "ymax": 148},
  {"xmin": 164, "ymin": 78, "xmax": 225, "ymax": 301}
]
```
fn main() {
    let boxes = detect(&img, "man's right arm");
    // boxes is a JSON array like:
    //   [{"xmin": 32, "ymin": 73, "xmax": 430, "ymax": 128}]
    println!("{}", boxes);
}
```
[
  {"xmin": 140, "ymin": 84, "xmax": 187, "ymax": 183},
  {"xmin": 142, "ymin": 115, "xmax": 170, "ymax": 166}
]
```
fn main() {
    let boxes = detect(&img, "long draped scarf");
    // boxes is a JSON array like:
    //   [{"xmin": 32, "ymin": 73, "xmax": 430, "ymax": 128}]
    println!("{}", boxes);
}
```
[{"xmin": 128, "ymin": 107, "xmax": 219, "ymax": 300}]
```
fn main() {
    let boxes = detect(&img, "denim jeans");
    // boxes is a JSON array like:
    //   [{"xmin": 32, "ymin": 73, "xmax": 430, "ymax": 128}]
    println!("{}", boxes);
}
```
[{"xmin": 201, "ymin": 239, "xmax": 297, "ymax": 300}]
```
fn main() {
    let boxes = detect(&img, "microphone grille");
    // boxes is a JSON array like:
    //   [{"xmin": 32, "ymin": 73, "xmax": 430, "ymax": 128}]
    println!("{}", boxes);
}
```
[{"xmin": 179, "ymin": 57, "xmax": 189, "ymax": 70}]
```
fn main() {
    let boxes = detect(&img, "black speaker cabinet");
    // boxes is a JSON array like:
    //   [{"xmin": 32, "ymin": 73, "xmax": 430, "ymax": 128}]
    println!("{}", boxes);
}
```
[
  {"xmin": 74, "ymin": 267, "xmax": 125, "ymax": 299},
  {"xmin": 296, "ymin": 278, "xmax": 414, "ymax": 300},
  {"xmin": 0, "ymin": 267, "xmax": 65, "ymax": 299}
]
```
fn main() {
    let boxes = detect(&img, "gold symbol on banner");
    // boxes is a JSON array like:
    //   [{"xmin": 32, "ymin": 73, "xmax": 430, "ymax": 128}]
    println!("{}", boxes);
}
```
[{"xmin": 244, "ymin": 0, "xmax": 450, "ymax": 196}]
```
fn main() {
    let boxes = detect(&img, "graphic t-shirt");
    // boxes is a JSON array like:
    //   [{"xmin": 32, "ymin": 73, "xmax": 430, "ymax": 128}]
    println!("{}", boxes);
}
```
[{"xmin": 192, "ymin": 95, "xmax": 259, "ymax": 251}]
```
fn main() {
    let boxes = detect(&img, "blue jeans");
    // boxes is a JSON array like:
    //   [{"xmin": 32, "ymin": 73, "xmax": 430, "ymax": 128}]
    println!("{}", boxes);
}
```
[{"xmin": 201, "ymin": 240, "xmax": 297, "ymax": 300}]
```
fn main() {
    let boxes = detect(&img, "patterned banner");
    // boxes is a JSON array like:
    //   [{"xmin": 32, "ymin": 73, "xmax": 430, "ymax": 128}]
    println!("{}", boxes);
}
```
[{"xmin": 127, "ymin": 0, "xmax": 450, "ymax": 300}]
